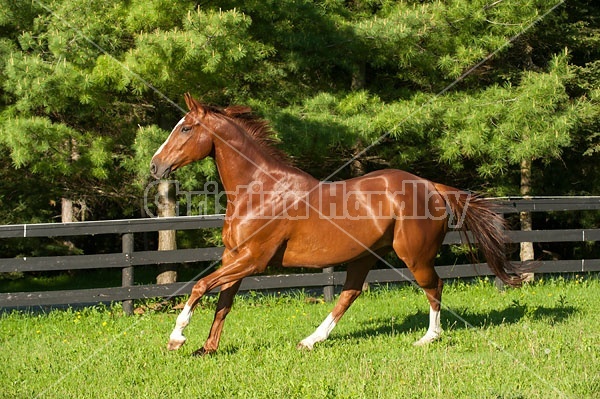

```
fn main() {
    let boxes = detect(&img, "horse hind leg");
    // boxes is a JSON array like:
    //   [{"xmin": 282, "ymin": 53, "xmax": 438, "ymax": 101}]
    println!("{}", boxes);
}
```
[
  {"xmin": 297, "ymin": 257, "xmax": 374, "ymax": 350},
  {"xmin": 393, "ymin": 233, "xmax": 444, "ymax": 346},
  {"xmin": 412, "ymin": 268, "xmax": 444, "ymax": 346}
]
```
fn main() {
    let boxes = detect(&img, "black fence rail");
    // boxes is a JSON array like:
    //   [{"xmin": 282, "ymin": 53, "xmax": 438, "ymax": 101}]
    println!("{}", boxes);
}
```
[{"xmin": 1, "ymin": 197, "xmax": 599, "ymax": 312}]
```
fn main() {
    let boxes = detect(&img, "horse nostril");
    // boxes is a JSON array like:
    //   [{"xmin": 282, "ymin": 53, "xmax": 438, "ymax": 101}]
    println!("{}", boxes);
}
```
[{"xmin": 150, "ymin": 162, "xmax": 157, "ymax": 176}]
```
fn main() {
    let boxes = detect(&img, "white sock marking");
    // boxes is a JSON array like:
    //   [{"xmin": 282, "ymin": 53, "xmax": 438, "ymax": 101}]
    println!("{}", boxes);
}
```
[
  {"xmin": 414, "ymin": 306, "xmax": 442, "ymax": 346},
  {"xmin": 169, "ymin": 303, "xmax": 192, "ymax": 342},
  {"xmin": 299, "ymin": 313, "xmax": 337, "ymax": 349}
]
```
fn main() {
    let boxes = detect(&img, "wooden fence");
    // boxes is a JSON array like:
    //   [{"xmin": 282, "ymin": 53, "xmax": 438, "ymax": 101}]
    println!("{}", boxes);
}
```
[{"xmin": 1, "ymin": 197, "xmax": 599, "ymax": 313}]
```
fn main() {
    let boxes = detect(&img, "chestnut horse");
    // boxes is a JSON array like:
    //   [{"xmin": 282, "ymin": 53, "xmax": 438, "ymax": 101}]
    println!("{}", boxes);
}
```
[{"xmin": 150, "ymin": 93, "xmax": 522, "ymax": 356}]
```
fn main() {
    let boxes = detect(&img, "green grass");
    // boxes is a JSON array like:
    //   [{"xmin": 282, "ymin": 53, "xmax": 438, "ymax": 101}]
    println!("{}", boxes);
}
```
[{"xmin": 1, "ymin": 276, "xmax": 599, "ymax": 399}]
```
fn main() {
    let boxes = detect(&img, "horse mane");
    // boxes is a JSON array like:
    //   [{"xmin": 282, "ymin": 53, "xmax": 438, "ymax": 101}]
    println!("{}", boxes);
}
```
[{"xmin": 204, "ymin": 104, "xmax": 290, "ymax": 163}]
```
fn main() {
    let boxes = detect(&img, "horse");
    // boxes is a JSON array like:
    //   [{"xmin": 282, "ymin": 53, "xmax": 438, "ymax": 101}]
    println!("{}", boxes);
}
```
[{"xmin": 150, "ymin": 93, "xmax": 523, "ymax": 356}]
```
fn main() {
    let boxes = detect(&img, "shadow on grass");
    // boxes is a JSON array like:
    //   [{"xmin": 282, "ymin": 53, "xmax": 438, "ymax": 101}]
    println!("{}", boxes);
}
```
[
  {"xmin": 183, "ymin": 304, "xmax": 578, "ymax": 356},
  {"xmin": 330, "ymin": 304, "xmax": 578, "ymax": 342},
  {"xmin": 189, "ymin": 340, "xmax": 274, "ymax": 357}
]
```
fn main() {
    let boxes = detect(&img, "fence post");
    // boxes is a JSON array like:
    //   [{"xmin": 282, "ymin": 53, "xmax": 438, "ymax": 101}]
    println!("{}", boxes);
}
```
[
  {"xmin": 494, "ymin": 212, "xmax": 506, "ymax": 291},
  {"xmin": 122, "ymin": 233, "xmax": 134, "ymax": 315},
  {"xmin": 323, "ymin": 267, "xmax": 334, "ymax": 302}
]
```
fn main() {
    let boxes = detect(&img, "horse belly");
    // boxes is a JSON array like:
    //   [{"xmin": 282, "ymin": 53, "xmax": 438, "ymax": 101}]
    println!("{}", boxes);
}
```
[{"xmin": 281, "ymin": 219, "xmax": 393, "ymax": 267}]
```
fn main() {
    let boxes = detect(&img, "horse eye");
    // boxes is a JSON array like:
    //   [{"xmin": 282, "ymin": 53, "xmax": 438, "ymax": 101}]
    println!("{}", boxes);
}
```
[{"xmin": 181, "ymin": 126, "xmax": 192, "ymax": 133}]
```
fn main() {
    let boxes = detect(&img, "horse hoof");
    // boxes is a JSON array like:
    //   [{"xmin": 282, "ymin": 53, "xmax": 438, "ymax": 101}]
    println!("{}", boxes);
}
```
[
  {"xmin": 191, "ymin": 347, "xmax": 214, "ymax": 357},
  {"xmin": 413, "ymin": 332, "xmax": 441, "ymax": 346},
  {"xmin": 413, "ymin": 338, "xmax": 431, "ymax": 346},
  {"xmin": 167, "ymin": 338, "xmax": 186, "ymax": 351},
  {"xmin": 296, "ymin": 341, "xmax": 314, "ymax": 351}
]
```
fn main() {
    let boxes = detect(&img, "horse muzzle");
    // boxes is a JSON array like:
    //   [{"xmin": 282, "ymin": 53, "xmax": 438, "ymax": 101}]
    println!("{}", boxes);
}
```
[{"xmin": 150, "ymin": 161, "xmax": 172, "ymax": 179}]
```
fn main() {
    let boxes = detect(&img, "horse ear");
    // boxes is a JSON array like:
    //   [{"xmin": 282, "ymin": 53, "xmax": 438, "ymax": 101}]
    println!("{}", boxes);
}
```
[
  {"xmin": 224, "ymin": 105, "xmax": 252, "ymax": 116},
  {"xmin": 184, "ymin": 93, "xmax": 205, "ymax": 116}
]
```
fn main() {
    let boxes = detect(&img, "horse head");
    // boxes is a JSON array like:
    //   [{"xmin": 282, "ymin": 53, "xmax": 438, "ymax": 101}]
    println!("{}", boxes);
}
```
[{"xmin": 150, "ymin": 93, "xmax": 215, "ymax": 179}]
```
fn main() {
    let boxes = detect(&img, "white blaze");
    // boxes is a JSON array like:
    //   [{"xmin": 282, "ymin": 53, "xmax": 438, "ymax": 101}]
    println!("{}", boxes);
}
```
[{"xmin": 153, "ymin": 117, "xmax": 186, "ymax": 158}]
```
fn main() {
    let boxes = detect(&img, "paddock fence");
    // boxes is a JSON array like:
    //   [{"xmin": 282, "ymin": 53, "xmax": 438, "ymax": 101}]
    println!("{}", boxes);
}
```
[{"xmin": 1, "ymin": 197, "xmax": 599, "ymax": 313}]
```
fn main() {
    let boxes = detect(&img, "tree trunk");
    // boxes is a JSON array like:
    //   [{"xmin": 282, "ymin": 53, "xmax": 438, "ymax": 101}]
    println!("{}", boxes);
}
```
[
  {"xmin": 519, "ymin": 158, "xmax": 535, "ymax": 283},
  {"xmin": 156, "ymin": 180, "xmax": 177, "ymax": 284},
  {"xmin": 350, "ymin": 142, "xmax": 366, "ymax": 179},
  {"xmin": 61, "ymin": 197, "xmax": 78, "ymax": 255},
  {"xmin": 61, "ymin": 197, "xmax": 74, "ymax": 223},
  {"xmin": 351, "ymin": 62, "xmax": 366, "ymax": 91},
  {"xmin": 61, "ymin": 137, "xmax": 81, "ymax": 259}
]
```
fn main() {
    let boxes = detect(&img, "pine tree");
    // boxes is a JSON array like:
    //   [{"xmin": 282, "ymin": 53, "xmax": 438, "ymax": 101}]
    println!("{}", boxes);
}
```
[{"xmin": 1, "ymin": 0, "xmax": 599, "ymax": 258}]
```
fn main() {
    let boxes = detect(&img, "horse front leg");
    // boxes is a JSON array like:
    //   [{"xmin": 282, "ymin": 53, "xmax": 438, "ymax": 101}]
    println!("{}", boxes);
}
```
[
  {"xmin": 191, "ymin": 279, "xmax": 242, "ymax": 356},
  {"xmin": 166, "ymin": 277, "xmax": 213, "ymax": 351},
  {"xmin": 167, "ymin": 300, "xmax": 195, "ymax": 351},
  {"xmin": 166, "ymin": 248, "xmax": 267, "ymax": 352}
]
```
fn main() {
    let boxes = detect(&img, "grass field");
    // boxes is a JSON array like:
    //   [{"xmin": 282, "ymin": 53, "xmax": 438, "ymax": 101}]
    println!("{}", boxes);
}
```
[{"xmin": 1, "ymin": 276, "xmax": 599, "ymax": 399}]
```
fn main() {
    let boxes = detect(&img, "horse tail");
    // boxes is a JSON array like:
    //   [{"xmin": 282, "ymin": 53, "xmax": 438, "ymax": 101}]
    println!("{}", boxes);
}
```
[{"xmin": 434, "ymin": 183, "xmax": 523, "ymax": 286}]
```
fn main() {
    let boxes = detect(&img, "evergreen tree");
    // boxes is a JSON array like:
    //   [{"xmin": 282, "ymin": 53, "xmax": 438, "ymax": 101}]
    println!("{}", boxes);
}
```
[{"xmin": 0, "ymin": 0, "xmax": 598, "ymax": 241}]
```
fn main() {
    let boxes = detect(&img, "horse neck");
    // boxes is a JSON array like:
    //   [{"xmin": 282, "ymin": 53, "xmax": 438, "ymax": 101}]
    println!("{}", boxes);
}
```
[{"xmin": 211, "ymin": 122, "xmax": 305, "ymax": 192}]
